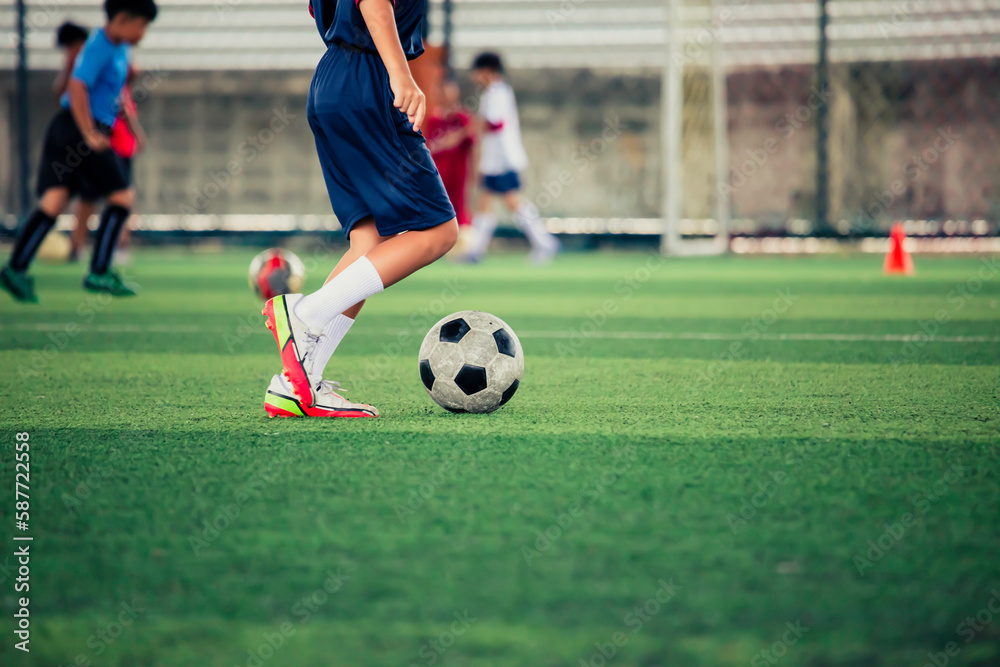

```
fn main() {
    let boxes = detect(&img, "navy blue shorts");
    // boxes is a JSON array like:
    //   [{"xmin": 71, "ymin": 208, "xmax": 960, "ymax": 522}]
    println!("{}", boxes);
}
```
[
  {"xmin": 482, "ymin": 171, "xmax": 521, "ymax": 195},
  {"xmin": 308, "ymin": 45, "xmax": 456, "ymax": 239}
]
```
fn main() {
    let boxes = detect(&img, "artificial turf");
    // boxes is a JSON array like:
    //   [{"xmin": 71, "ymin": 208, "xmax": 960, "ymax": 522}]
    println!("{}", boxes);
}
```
[{"xmin": 0, "ymin": 249, "xmax": 998, "ymax": 666}]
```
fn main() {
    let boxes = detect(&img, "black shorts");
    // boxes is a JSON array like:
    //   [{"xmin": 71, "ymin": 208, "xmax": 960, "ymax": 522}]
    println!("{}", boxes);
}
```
[
  {"xmin": 80, "ymin": 155, "xmax": 132, "ymax": 202},
  {"xmin": 36, "ymin": 108, "xmax": 129, "ymax": 199}
]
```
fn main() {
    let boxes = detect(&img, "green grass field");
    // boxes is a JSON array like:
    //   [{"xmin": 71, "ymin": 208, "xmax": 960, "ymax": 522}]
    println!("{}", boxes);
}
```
[{"xmin": 1, "ymin": 249, "xmax": 998, "ymax": 666}]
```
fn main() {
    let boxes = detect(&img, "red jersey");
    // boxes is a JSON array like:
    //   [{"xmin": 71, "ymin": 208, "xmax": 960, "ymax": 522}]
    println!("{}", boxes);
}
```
[{"xmin": 426, "ymin": 108, "xmax": 474, "ymax": 227}]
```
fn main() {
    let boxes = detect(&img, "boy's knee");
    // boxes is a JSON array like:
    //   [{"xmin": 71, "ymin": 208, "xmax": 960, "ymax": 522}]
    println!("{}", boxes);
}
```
[
  {"xmin": 349, "ymin": 221, "xmax": 381, "ymax": 254},
  {"xmin": 435, "ymin": 220, "xmax": 459, "ymax": 255},
  {"xmin": 38, "ymin": 187, "xmax": 71, "ymax": 217},
  {"xmin": 108, "ymin": 189, "xmax": 135, "ymax": 209}
]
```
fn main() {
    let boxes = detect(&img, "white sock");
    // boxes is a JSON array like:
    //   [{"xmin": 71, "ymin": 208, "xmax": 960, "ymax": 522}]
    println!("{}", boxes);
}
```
[
  {"xmin": 467, "ymin": 212, "xmax": 498, "ymax": 258},
  {"xmin": 515, "ymin": 201, "xmax": 557, "ymax": 250},
  {"xmin": 294, "ymin": 256, "xmax": 384, "ymax": 330},
  {"xmin": 310, "ymin": 314, "xmax": 354, "ymax": 383}
]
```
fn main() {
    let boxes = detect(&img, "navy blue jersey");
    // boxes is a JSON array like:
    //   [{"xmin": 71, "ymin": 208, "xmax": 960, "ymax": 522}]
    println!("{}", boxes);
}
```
[{"xmin": 310, "ymin": 0, "xmax": 425, "ymax": 60}]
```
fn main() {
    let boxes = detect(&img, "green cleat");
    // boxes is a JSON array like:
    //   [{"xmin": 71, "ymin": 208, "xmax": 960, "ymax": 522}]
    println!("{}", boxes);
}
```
[
  {"xmin": 0, "ymin": 266, "xmax": 38, "ymax": 303},
  {"xmin": 83, "ymin": 270, "xmax": 138, "ymax": 297}
]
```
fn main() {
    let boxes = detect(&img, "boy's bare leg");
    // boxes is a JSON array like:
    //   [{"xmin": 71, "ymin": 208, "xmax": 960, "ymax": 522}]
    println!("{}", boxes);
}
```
[
  {"xmin": 504, "ymin": 190, "xmax": 559, "ymax": 263},
  {"xmin": 289, "ymin": 217, "xmax": 457, "ymax": 334},
  {"xmin": 303, "ymin": 219, "xmax": 390, "ymax": 384},
  {"xmin": 38, "ymin": 187, "xmax": 72, "ymax": 218},
  {"xmin": 264, "ymin": 218, "xmax": 456, "ymax": 404},
  {"xmin": 501, "ymin": 191, "xmax": 520, "ymax": 212},
  {"xmin": 291, "ymin": 216, "xmax": 457, "ymax": 329},
  {"xmin": 107, "ymin": 188, "xmax": 134, "ymax": 209},
  {"xmin": 466, "ymin": 193, "xmax": 498, "ymax": 261},
  {"xmin": 477, "ymin": 191, "xmax": 496, "ymax": 215},
  {"xmin": 326, "ymin": 218, "xmax": 388, "ymax": 319},
  {"xmin": 363, "ymin": 218, "xmax": 459, "ymax": 287},
  {"xmin": 118, "ymin": 220, "xmax": 132, "ymax": 250},
  {"xmin": 71, "ymin": 199, "xmax": 97, "ymax": 260}
]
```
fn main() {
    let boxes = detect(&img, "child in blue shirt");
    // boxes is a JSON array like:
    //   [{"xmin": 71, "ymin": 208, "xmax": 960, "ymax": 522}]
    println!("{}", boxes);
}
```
[{"xmin": 1, "ymin": 0, "xmax": 157, "ymax": 303}]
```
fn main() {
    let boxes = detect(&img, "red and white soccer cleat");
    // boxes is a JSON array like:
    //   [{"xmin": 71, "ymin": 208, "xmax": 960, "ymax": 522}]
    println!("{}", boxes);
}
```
[
  {"xmin": 262, "ymin": 294, "xmax": 323, "ymax": 407},
  {"xmin": 264, "ymin": 374, "xmax": 379, "ymax": 419}
]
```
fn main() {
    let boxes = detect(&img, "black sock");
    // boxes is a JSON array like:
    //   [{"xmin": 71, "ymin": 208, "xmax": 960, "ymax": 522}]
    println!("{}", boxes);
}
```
[
  {"xmin": 8, "ymin": 209, "xmax": 57, "ymax": 272},
  {"xmin": 90, "ymin": 205, "xmax": 130, "ymax": 275}
]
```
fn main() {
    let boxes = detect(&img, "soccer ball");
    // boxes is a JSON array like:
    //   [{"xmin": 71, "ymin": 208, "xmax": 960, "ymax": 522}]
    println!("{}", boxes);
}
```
[
  {"xmin": 249, "ymin": 249, "xmax": 305, "ymax": 300},
  {"xmin": 36, "ymin": 231, "xmax": 72, "ymax": 263},
  {"xmin": 418, "ymin": 311, "xmax": 523, "ymax": 414}
]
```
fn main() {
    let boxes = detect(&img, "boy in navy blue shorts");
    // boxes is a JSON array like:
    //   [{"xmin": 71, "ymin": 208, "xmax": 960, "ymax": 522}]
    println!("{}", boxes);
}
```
[
  {"xmin": 262, "ymin": 0, "xmax": 459, "ymax": 419},
  {"xmin": 1, "ymin": 0, "xmax": 156, "ymax": 303}
]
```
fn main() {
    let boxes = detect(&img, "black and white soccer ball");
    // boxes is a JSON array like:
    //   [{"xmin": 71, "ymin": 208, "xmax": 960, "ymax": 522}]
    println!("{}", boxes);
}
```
[{"xmin": 418, "ymin": 311, "xmax": 524, "ymax": 414}]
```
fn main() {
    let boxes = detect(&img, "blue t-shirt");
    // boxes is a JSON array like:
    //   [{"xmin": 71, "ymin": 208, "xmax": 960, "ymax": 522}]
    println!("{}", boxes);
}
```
[
  {"xmin": 60, "ymin": 28, "xmax": 130, "ymax": 128},
  {"xmin": 310, "ymin": 0, "xmax": 425, "ymax": 60}
]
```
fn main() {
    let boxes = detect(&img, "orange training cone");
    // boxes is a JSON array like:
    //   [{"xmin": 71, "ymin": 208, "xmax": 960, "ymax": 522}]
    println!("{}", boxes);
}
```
[{"xmin": 883, "ymin": 223, "xmax": 914, "ymax": 275}]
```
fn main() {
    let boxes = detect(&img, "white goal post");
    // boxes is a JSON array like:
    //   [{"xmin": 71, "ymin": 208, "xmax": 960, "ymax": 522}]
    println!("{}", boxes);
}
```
[{"xmin": 660, "ymin": 0, "xmax": 731, "ymax": 256}]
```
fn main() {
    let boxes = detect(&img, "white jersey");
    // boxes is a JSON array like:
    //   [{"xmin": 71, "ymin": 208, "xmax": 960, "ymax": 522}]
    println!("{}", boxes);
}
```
[{"xmin": 478, "ymin": 80, "xmax": 529, "ymax": 175}]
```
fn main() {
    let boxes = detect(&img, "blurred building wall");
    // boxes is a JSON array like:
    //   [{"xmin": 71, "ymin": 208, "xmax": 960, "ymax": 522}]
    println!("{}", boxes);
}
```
[{"xmin": 3, "ymin": 61, "xmax": 998, "ymax": 226}]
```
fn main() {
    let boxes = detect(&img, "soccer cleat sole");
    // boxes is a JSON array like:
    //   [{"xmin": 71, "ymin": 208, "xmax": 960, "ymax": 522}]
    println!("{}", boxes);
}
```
[
  {"xmin": 262, "ymin": 297, "xmax": 315, "ymax": 408},
  {"xmin": 308, "ymin": 408, "xmax": 379, "ymax": 418},
  {"xmin": 264, "ymin": 388, "xmax": 305, "ymax": 418},
  {"xmin": 266, "ymin": 405, "xmax": 302, "ymax": 418},
  {"xmin": 264, "ymin": 388, "xmax": 377, "ymax": 419}
]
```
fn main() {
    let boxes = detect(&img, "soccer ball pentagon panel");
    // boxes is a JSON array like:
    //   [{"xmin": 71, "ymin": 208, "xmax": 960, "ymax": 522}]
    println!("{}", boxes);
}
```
[{"xmin": 418, "ymin": 311, "xmax": 523, "ymax": 414}]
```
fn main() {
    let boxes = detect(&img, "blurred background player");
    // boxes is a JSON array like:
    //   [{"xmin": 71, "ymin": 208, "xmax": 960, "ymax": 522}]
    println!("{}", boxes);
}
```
[
  {"xmin": 54, "ymin": 21, "xmax": 99, "ymax": 262},
  {"xmin": 54, "ymin": 21, "xmax": 89, "ymax": 103},
  {"xmin": 0, "ymin": 0, "xmax": 156, "ymax": 303},
  {"xmin": 463, "ymin": 52, "xmax": 559, "ymax": 265},
  {"xmin": 55, "ymin": 23, "xmax": 143, "ymax": 265},
  {"xmin": 426, "ymin": 78, "xmax": 475, "ymax": 255},
  {"xmin": 105, "ymin": 65, "xmax": 144, "ymax": 265}
]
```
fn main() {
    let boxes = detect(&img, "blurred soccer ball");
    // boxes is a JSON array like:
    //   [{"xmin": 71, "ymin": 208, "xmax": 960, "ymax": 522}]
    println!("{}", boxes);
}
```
[
  {"xmin": 36, "ymin": 232, "xmax": 72, "ymax": 263},
  {"xmin": 249, "ymin": 249, "xmax": 305, "ymax": 300},
  {"xmin": 418, "ymin": 311, "xmax": 524, "ymax": 414}
]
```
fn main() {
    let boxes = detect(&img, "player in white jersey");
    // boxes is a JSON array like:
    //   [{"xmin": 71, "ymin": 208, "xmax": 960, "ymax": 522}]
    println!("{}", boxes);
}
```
[{"xmin": 463, "ymin": 52, "xmax": 559, "ymax": 264}]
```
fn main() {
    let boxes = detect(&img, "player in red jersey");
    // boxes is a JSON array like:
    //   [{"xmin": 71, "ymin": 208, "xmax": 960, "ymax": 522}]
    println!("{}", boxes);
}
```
[{"xmin": 426, "ymin": 79, "xmax": 475, "ymax": 253}]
